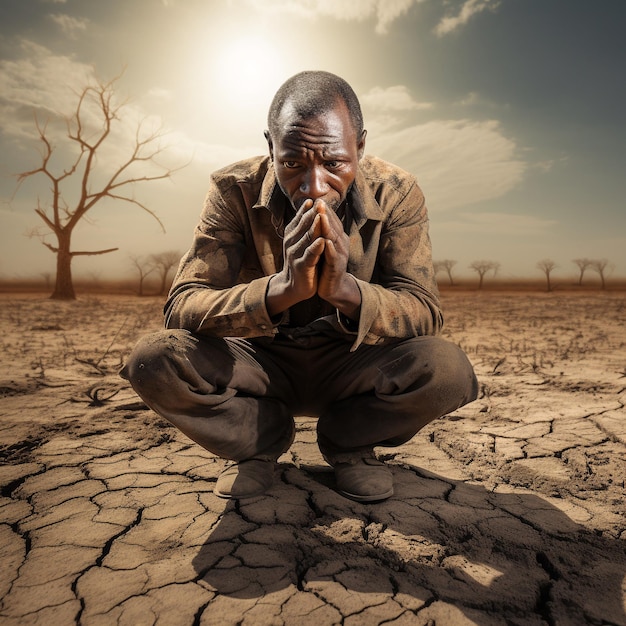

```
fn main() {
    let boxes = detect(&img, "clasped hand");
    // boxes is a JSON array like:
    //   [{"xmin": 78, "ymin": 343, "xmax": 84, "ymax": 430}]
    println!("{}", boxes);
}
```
[{"xmin": 266, "ymin": 199, "xmax": 361, "ymax": 319}]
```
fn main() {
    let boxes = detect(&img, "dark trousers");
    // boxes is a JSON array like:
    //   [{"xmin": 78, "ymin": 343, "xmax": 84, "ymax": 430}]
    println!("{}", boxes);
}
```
[{"xmin": 121, "ymin": 330, "xmax": 478, "ymax": 463}]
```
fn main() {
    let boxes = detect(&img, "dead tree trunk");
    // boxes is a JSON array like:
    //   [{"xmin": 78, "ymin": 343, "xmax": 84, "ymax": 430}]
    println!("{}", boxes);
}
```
[{"xmin": 51, "ymin": 232, "xmax": 75, "ymax": 300}]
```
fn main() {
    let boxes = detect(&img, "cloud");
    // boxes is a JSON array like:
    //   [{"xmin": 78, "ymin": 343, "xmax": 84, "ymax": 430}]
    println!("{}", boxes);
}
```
[
  {"xmin": 455, "ymin": 91, "xmax": 502, "ymax": 108},
  {"xmin": 435, "ymin": 0, "xmax": 500, "ymax": 36},
  {"xmin": 48, "ymin": 13, "xmax": 89, "ymax": 37},
  {"xmin": 0, "ymin": 40, "xmax": 95, "ymax": 139},
  {"xmin": 372, "ymin": 0, "xmax": 419, "ymax": 33},
  {"xmin": 242, "ymin": 0, "xmax": 500, "ymax": 35},
  {"xmin": 367, "ymin": 117, "xmax": 526, "ymax": 211},
  {"xmin": 0, "ymin": 42, "xmax": 163, "ymax": 162},
  {"xmin": 0, "ymin": 42, "xmax": 167, "ymax": 200},
  {"xmin": 0, "ymin": 40, "xmax": 257, "ymax": 201},
  {"xmin": 360, "ymin": 85, "xmax": 434, "ymax": 135},
  {"xmin": 243, "ymin": 0, "xmax": 425, "ymax": 34},
  {"xmin": 361, "ymin": 85, "xmax": 433, "ymax": 112}
]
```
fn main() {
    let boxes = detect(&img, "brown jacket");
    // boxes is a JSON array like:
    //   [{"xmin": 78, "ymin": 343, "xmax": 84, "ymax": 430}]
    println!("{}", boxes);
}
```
[{"xmin": 164, "ymin": 155, "xmax": 443, "ymax": 350}]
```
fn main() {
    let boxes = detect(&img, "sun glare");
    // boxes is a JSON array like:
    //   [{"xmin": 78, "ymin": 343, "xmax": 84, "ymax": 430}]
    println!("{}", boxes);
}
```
[
  {"xmin": 213, "ymin": 36, "xmax": 285, "ymax": 109},
  {"xmin": 184, "ymin": 26, "xmax": 297, "ymax": 141}
]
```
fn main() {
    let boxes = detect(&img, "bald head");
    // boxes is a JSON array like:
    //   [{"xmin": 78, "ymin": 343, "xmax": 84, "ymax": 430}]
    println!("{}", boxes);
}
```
[{"xmin": 267, "ymin": 71, "xmax": 364, "ymax": 140}]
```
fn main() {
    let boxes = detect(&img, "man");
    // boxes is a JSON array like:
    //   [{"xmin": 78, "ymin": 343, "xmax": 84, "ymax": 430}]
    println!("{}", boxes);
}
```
[{"xmin": 122, "ymin": 71, "xmax": 478, "ymax": 502}]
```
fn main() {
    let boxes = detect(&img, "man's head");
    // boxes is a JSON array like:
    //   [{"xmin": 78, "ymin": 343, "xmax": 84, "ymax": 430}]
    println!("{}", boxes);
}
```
[{"xmin": 265, "ymin": 71, "xmax": 366, "ymax": 212}]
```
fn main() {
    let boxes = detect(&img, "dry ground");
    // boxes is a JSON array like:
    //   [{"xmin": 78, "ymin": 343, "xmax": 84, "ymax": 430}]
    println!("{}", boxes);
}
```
[{"xmin": 0, "ymin": 290, "xmax": 624, "ymax": 626}]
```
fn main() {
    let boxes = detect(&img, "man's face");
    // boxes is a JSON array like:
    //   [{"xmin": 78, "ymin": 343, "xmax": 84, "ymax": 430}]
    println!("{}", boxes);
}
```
[{"xmin": 267, "ymin": 98, "xmax": 365, "ymax": 212}]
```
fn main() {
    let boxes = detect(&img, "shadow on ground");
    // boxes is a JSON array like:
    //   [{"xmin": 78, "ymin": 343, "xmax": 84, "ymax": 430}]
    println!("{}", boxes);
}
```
[{"xmin": 193, "ymin": 463, "xmax": 626, "ymax": 625}]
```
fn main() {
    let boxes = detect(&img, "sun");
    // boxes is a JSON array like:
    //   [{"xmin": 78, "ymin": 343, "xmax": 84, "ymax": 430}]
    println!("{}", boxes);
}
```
[
  {"xmin": 184, "ymin": 29, "xmax": 295, "ymax": 141},
  {"xmin": 213, "ymin": 36, "xmax": 286, "ymax": 109}
]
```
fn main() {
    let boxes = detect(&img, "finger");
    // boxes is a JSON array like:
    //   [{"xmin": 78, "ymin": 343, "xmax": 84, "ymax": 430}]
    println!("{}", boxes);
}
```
[
  {"xmin": 297, "ymin": 213, "xmax": 324, "ymax": 251},
  {"xmin": 298, "ymin": 198, "xmax": 314, "ymax": 216},
  {"xmin": 324, "ymin": 237, "xmax": 339, "ymax": 262},
  {"xmin": 285, "ymin": 199, "xmax": 313, "ymax": 230},
  {"xmin": 302, "ymin": 237, "xmax": 325, "ymax": 266},
  {"xmin": 311, "ymin": 213, "xmax": 323, "ymax": 240},
  {"xmin": 319, "ymin": 212, "xmax": 342, "ymax": 242},
  {"xmin": 324, "ymin": 235, "xmax": 350, "ymax": 269},
  {"xmin": 320, "ymin": 204, "xmax": 344, "ymax": 231},
  {"xmin": 313, "ymin": 198, "xmax": 328, "ymax": 215},
  {"xmin": 284, "ymin": 202, "xmax": 317, "ymax": 244}
]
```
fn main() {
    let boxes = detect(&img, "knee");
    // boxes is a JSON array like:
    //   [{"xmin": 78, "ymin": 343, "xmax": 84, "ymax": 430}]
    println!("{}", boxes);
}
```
[
  {"xmin": 381, "ymin": 337, "xmax": 478, "ymax": 419},
  {"xmin": 423, "ymin": 337, "xmax": 475, "ymax": 378},
  {"xmin": 121, "ymin": 329, "xmax": 198, "ymax": 389},
  {"xmin": 420, "ymin": 337, "xmax": 479, "ymax": 404},
  {"xmin": 389, "ymin": 337, "xmax": 477, "ymax": 395}
]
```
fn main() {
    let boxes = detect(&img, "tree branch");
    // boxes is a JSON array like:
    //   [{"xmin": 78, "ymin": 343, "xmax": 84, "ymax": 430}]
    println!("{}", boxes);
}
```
[
  {"xmin": 42, "ymin": 241, "xmax": 59, "ymax": 253},
  {"xmin": 71, "ymin": 247, "xmax": 119, "ymax": 257},
  {"xmin": 104, "ymin": 193, "xmax": 166, "ymax": 232},
  {"xmin": 34, "ymin": 206, "xmax": 57, "ymax": 232}
]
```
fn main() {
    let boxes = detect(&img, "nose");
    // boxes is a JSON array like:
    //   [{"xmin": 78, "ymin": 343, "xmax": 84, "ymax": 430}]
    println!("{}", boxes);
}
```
[{"xmin": 300, "ymin": 166, "xmax": 329, "ymax": 200}]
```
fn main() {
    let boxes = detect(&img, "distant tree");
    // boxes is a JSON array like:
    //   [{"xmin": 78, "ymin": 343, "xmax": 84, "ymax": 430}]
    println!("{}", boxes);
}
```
[
  {"xmin": 590, "ymin": 258, "xmax": 611, "ymax": 290},
  {"xmin": 469, "ymin": 260, "xmax": 499, "ymax": 289},
  {"xmin": 87, "ymin": 270, "xmax": 102, "ymax": 289},
  {"xmin": 150, "ymin": 250, "xmax": 181, "ymax": 295},
  {"xmin": 40, "ymin": 272, "xmax": 52, "ymax": 289},
  {"xmin": 572, "ymin": 258, "xmax": 592, "ymax": 286},
  {"xmin": 537, "ymin": 259, "xmax": 557, "ymax": 292},
  {"xmin": 434, "ymin": 259, "xmax": 457, "ymax": 285},
  {"xmin": 129, "ymin": 254, "xmax": 156, "ymax": 296},
  {"xmin": 14, "ymin": 74, "xmax": 185, "ymax": 300}
]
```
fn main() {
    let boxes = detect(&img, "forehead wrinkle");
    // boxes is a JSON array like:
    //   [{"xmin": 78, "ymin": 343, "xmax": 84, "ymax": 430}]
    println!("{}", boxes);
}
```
[
  {"xmin": 280, "ymin": 130, "xmax": 346, "ymax": 154},
  {"xmin": 279, "ymin": 140, "xmax": 347, "ymax": 162},
  {"xmin": 284, "ymin": 124, "xmax": 339, "ymax": 145}
]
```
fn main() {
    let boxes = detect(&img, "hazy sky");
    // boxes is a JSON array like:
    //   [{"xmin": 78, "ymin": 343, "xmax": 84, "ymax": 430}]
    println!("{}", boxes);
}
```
[{"xmin": 1, "ymin": 0, "xmax": 625, "ymax": 281}]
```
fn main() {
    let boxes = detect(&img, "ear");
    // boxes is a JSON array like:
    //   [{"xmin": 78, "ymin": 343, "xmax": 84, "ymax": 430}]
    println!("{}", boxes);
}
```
[
  {"xmin": 264, "ymin": 130, "xmax": 274, "ymax": 160},
  {"xmin": 357, "ymin": 129, "xmax": 367, "ymax": 160}
]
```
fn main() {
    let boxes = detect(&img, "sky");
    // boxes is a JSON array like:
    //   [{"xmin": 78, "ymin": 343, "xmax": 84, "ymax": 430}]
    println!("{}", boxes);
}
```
[{"xmin": 0, "ymin": 0, "xmax": 625, "ymax": 282}]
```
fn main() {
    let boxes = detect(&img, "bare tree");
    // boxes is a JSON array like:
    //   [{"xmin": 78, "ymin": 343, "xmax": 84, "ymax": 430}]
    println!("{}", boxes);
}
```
[
  {"xmin": 537, "ymin": 259, "xmax": 557, "ymax": 292},
  {"xmin": 434, "ymin": 259, "xmax": 457, "ymax": 285},
  {"xmin": 129, "ymin": 254, "xmax": 156, "ymax": 296},
  {"xmin": 14, "ymin": 74, "xmax": 184, "ymax": 300},
  {"xmin": 469, "ymin": 260, "xmax": 499, "ymax": 289},
  {"xmin": 590, "ymin": 258, "xmax": 610, "ymax": 290},
  {"xmin": 572, "ymin": 258, "xmax": 592, "ymax": 286},
  {"xmin": 87, "ymin": 270, "xmax": 102, "ymax": 289},
  {"xmin": 150, "ymin": 250, "xmax": 182, "ymax": 295},
  {"xmin": 433, "ymin": 261, "xmax": 444, "ymax": 282}
]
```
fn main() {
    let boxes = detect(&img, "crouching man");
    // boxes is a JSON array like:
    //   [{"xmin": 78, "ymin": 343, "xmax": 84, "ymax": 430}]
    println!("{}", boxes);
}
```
[{"xmin": 121, "ymin": 71, "xmax": 478, "ymax": 502}]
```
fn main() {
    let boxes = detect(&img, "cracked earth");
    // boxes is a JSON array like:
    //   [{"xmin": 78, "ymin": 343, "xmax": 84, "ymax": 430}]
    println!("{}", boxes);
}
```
[{"xmin": 0, "ymin": 291, "xmax": 624, "ymax": 625}]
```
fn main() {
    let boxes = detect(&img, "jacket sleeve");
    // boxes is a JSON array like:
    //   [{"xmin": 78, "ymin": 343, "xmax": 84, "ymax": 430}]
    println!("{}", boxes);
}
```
[
  {"xmin": 349, "ymin": 180, "xmax": 443, "ymax": 349},
  {"xmin": 163, "ymin": 179, "xmax": 278, "ymax": 338}
]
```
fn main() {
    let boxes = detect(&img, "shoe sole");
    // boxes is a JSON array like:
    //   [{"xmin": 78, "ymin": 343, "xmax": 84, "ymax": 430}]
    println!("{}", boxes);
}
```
[
  {"xmin": 213, "ymin": 488, "xmax": 268, "ymax": 499},
  {"xmin": 337, "ymin": 487, "xmax": 394, "ymax": 503}
]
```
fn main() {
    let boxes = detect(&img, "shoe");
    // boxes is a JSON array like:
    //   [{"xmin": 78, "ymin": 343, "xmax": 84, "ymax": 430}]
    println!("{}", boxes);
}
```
[
  {"xmin": 214, "ymin": 459, "xmax": 274, "ymax": 499},
  {"xmin": 334, "ymin": 457, "xmax": 394, "ymax": 502}
]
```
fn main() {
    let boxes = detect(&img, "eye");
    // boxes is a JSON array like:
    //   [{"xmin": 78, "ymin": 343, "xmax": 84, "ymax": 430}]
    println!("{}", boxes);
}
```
[
  {"xmin": 282, "ymin": 161, "xmax": 299, "ymax": 169},
  {"xmin": 325, "ymin": 160, "xmax": 342, "ymax": 170}
]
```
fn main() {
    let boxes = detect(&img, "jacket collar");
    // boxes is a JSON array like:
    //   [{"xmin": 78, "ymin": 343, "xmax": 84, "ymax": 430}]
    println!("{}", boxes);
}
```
[{"xmin": 350, "ymin": 164, "xmax": 384, "ymax": 228}]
